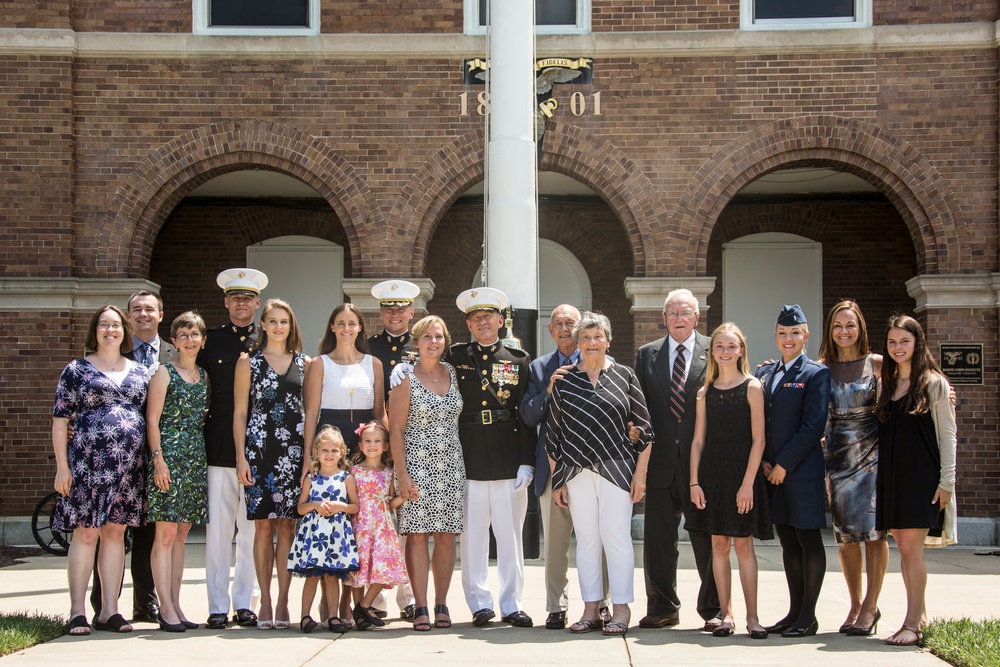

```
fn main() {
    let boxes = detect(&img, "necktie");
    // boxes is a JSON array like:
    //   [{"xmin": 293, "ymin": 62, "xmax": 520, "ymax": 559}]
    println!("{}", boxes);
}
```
[
  {"xmin": 140, "ymin": 342, "xmax": 155, "ymax": 368},
  {"xmin": 771, "ymin": 364, "xmax": 785, "ymax": 392},
  {"xmin": 670, "ymin": 344, "xmax": 686, "ymax": 420}
]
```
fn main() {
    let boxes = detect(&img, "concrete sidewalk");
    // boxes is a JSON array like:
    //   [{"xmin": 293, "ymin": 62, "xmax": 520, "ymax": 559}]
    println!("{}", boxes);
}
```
[{"xmin": 2, "ymin": 534, "xmax": 998, "ymax": 666}]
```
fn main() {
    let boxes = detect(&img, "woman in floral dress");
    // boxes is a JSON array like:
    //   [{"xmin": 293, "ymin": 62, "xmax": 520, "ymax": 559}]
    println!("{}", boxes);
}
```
[
  {"xmin": 52, "ymin": 305, "xmax": 149, "ymax": 636},
  {"xmin": 146, "ymin": 311, "xmax": 210, "ymax": 632},
  {"xmin": 235, "ymin": 299, "xmax": 308, "ymax": 630}
]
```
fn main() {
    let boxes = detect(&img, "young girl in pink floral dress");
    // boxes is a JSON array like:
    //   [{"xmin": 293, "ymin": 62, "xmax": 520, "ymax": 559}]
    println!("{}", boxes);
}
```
[{"xmin": 348, "ymin": 421, "xmax": 408, "ymax": 629}]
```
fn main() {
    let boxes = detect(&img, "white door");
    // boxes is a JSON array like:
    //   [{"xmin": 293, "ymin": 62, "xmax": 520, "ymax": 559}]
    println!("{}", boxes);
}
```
[
  {"xmin": 247, "ymin": 235, "xmax": 344, "ymax": 356},
  {"xmin": 536, "ymin": 239, "xmax": 592, "ymax": 357},
  {"xmin": 723, "ymin": 232, "xmax": 822, "ymax": 369}
]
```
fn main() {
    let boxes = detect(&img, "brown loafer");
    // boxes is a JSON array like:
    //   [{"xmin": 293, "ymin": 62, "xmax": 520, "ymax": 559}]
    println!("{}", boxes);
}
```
[{"xmin": 638, "ymin": 614, "xmax": 679, "ymax": 629}]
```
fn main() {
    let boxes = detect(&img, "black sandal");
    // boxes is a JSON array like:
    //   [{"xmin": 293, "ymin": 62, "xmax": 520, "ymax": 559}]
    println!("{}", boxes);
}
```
[
  {"xmin": 412, "ymin": 606, "xmax": 432, "ymax": 632},
  {"xmin": 93, "ymin": 613, "xmax": 132, "ymax": 633},
  {"xmin": 353, "ymin": 604, "xmax": 385, "ymax": 630},
  {"xmin": 434, "ymin": 604, "xmax": 452, "ymax": 629},
  {"xmin": 326, "ymin": 617, "xmax": 349, "ymax": 634},
  {"xmin": 301, "ymin": 615, "xmax": 318, "ymax": 633},
  {"xmin": 68, "ymin": 615, "xmax": 91, "ymax": 636}
]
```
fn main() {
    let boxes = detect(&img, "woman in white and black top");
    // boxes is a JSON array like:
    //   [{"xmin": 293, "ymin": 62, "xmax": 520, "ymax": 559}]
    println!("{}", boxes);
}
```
[{"xmin": 546, "ymin": 311, "xmax": 652, "ymax": 637}]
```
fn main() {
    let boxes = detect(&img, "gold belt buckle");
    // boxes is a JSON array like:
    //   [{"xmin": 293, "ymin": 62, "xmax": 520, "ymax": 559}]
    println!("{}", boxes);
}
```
[{"xmin": 481, "ymin": 410, "xmax": 493, "ymax": 425}]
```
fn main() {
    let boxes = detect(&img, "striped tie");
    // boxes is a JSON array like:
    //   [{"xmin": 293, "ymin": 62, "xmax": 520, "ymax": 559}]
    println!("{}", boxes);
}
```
[{"xmin": 670, "ymin": 344, "xmax": 686, "ymax": 420}]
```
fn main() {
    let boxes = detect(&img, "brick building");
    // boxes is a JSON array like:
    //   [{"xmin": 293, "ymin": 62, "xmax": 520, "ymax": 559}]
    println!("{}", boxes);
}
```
[{"xmin": 1, "ymin": 1, "xmax": 997, "ymax": 544}]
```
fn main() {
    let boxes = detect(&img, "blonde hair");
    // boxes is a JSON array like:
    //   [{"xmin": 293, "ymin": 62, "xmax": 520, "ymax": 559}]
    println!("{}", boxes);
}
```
[
  {"xmin": 705, "ymin": 322, "xmax": 751, "ymax": 386},
  {"xmin": 411, "ymin": 315, "xmax": 451, "ymax": 348},
  {"xmin": 311, "ymin": 425, "xmax": 348, "ymax": 473}
]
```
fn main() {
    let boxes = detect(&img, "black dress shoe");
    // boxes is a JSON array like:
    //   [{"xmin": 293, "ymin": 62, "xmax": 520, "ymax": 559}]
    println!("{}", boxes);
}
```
[
  {"xmin": 233, "ymin": 608, "xmax": 258, "ymax": 627},
  {"xmin": 206, "ymin": 613, "xmax": 228, "ymax": 629},
  {"xmin": 472, "ymin": 608, "xmax": 495, "ymax": 627},
  {"xmin": 157, "ymin": 613, "xmax": 186, "ymax": 633},
  {"xmin": 132, "ymin": 605, "xmax": 160, "ymax": 623},
  {"xmin": 545, "ymin": 611, "xmax": 567, "ymax": 630},
  {"xmin": 782, "ymin": 619, "xmax": 819, "ymax": 638},
  {"xmin": 749, "ymin": 628, "xmax": 769, "ymax": 639},
  {"xmin": 502, "ymin": 611, "xmax": 533, "ymax": 627},
  {"xmin": 764, "ymin": 620, "xmax": 793, "ymax": 634},
  {"xmin": 401, "ymin": 604, "xmax": 416, "ymax": 621},
  {"xmin": 638, "ymin": 614, "xmax": 680, "ymax": 629}
]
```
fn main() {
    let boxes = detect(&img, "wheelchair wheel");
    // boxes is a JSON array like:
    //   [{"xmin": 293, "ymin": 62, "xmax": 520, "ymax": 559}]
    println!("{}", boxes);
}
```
[{"xmin": 31, "ymin": 492, "xmax": 70, "ymax": 556}]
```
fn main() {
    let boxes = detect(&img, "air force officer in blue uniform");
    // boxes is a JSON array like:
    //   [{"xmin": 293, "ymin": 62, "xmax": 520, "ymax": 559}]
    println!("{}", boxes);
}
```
[{"xmin": 755, "ymin": 304, "xmax": 830, "ymax": 638}]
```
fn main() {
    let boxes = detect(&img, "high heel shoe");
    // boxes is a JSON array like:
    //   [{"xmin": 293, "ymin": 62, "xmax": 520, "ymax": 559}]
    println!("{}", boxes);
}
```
[
  {"xmin": 845, "ymin": 609, "xmax": 880, "ymax": 637},
  {"xmin": 156, "ymin": 613, "xmax": 187, "ymax": 633}
]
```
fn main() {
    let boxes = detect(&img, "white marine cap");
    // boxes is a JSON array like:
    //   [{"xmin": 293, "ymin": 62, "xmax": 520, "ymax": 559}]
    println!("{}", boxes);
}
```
[
  {"xmin": 371, "ymin": 279, "xmax": 420, "ymax": 308},
  {"xmin": 456, "ymin": 287, "xmax": 509, "ymax": 315},
  {"xmin": 216, "ymin": 268, "xmax": 268, "ymax": 296}
]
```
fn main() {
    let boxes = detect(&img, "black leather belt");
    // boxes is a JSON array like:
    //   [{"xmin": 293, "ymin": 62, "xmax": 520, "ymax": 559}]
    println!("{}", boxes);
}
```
[{"xmin": 459, "ymin": 409, "xmax": 513, "ymax": 426}]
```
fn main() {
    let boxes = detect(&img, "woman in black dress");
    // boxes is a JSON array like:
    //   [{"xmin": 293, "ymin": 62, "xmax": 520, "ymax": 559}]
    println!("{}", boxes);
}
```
[{"xmin": 874, "ymin": 314, "xmax": 956, "ymax": 647}]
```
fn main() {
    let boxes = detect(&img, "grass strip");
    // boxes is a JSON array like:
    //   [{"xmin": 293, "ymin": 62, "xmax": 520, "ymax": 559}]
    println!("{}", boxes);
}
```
[
  {"xmin": 923, "ymin": 617, "xmax": 1000, "ymax": 667},
  {"xmin": 0, "ymin": 611, "xmax": 67, "ymax": 657}
]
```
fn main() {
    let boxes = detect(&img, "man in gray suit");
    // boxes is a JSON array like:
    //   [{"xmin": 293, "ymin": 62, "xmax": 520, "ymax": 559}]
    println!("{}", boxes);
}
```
[{"xmin": 634, "ymin": 289, "xmax": 720, "ymax": 630}]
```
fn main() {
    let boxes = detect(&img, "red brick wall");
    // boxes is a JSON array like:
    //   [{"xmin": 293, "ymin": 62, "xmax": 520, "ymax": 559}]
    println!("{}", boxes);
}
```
[
  {"xmin": 875, "ymin": 1, "xmax": 997, "ymax": 24},
  {"xmin": 324, "ymin": 0, "xmax": 463, "ymax": 33},
  {"xmin": 0, "ymin": 311, "xmax": 89, "ymax": 516},
  {"xmin": 593, "ymin": 1, "xmax": 739, "ymax": 31},
  {"xmin": 705, "ymin": 196, "xmax": 919, "ymax": 343},
  {"xmin": 71, "ymin": 1, "xmax": 191, "ymax": 32},
  {"xmin": 0, "ymin": 56, "xmax": 75, "ymax": 277},
  {"xmin": 0, "ymin": 2, "xmax": 70, "ymax": 29}
]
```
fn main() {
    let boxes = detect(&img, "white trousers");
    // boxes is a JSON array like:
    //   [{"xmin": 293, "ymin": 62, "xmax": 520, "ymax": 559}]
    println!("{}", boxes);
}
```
[
  {"xmin": 206, "ymin": 466, "xmax": 259, "ymax": 614},
  {"xmin": 461, "ymin": 479, "xmax": 527, "ymax": 616},
  {"xmin": 565, "ymin": 469, "xmax": 635, "ymax": 604}
]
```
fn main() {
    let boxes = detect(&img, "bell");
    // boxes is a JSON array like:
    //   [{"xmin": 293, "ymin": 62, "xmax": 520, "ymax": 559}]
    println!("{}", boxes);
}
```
[{"xmin": 500, "ymin": 305, "xmax": 523, "ymax": 350}]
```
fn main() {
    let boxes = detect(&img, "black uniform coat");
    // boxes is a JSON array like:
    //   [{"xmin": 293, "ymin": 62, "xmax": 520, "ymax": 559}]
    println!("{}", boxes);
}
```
[
  {"xmin": 368, "ymin": 329, "xmax": 415, "ymax": 404},
  {"xmin": 197, "ymin": 321, "xmax": 256, "ymax": 468},
  {"xmin": 445, "ymin": 340, "xmax": 535, "ymax": 481}
]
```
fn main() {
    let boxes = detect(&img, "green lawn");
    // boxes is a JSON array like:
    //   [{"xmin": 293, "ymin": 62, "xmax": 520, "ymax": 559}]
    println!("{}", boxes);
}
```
[
  {"xmin": 923, "ymin": 617, "xmax": 1000, "ymax": 667},
  {"xmin": 0, "ymin": 612, "xmax": 66, "ymax": 657}
]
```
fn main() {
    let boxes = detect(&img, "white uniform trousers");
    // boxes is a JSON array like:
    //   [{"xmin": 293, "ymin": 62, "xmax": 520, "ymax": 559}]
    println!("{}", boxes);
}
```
[
  {"xmin": 540, "ymin": 477, "xmax": 610, "ymax": 612},
  {"xmin": 565, "ymin": 469, "xmax": 634, "ymax": 604},
  {"xmin": 461, "ymin": 479, "xmax": 527, "ymax": 617},
  {"xmin": 206, "ymin": 466, "xmax": 259, "ymax": 614}
]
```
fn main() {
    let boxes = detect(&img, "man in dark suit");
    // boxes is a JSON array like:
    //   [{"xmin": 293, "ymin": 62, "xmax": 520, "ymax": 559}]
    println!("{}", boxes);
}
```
[
  {"xmin": 91, "ymin": 290, "xmax": 177, "ymax": 622},
  {"xmin": 755, "ymin": 304, "xmax": 830, "ymax": 638},
  {"xmin": 449, "ymin": 287, "xmax": 535, "ymax": 628},
  {"xmin": 520, "ymin": 304, "xmax": 611, "ymax": 630},
  {"xmin": 635, "ymin": 289, "xmax": 721, "ymax": 630}
]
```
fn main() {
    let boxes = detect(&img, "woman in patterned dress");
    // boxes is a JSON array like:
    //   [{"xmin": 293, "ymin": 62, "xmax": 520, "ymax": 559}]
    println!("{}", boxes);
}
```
[
  {"xmin": 52, "ymin": 305, "xmax": 149, "ymax": 636},
  {"xmin": 818, "ymin": 301, "xmax": 888, "ymax": 636},
  {"xmin": 145, "ymin": 311, "xmax": 210, "ymax": 632},
  {"xmin": 234, "ymin": 299, "xmax": 308, "ymax": 630},
  {"xmin": 389, "ymin": 315, "xmax": 465, "ymax": 631}
]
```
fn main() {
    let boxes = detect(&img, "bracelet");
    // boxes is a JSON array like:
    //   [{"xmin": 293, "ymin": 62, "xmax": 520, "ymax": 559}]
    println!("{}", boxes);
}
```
[
  {"xmin": 151, "ymin": 449, "xmax": 161, "ymax": 458},
  {"xmin": 690, "ymin": 483, "xmax": 700, "ymax": 487}
]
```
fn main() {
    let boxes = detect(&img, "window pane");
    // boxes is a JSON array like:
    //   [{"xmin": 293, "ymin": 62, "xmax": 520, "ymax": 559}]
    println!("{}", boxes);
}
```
[
  {"xmin": 755, "ymin": 0, "xmax": 854, "ymax": 20},
  {"xmin": 478, "ymin": 0, "xmax": 577, "ymax": 27},
  {"xmin": 210, "ymin": 0, "xmax": 309, "ymax": 27}
]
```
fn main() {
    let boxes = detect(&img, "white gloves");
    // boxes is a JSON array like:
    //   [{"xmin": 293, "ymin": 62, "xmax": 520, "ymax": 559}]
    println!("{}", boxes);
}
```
[
  {"xmin": 389, "ymin": 362, "xmax": 414, "ymax": 388},
  {"xmin": 514, "ymin": 465, "xmax": 534, "ymax": 490}
]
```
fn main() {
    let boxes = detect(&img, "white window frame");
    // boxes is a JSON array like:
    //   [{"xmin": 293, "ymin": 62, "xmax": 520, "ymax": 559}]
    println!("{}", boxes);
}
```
[
  {"xmin": 193, "ymin": 0, "xmax": 320, "ymax": 36},
  {"xmin": 465, "ymin": 0, "xmax": 591, "ymax": 35},
  {"xmin": 741, "ymin": 0, "xmax": 871, "ymax": 31}
]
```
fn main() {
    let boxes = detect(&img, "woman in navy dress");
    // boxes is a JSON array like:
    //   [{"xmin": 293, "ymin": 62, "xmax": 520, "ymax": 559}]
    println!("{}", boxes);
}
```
[
  {"xmin": 52, "ymin": 305, "xmax": 149, "ymax": 636},
  {"xmin": 235, "ymin": 299, "xmax": 308, "ymax": 630}
]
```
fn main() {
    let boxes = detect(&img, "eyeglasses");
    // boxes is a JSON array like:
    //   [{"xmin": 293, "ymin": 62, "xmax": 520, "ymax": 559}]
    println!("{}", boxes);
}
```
[
  {"xmin": 665, "ymin": 311, "xmax": 696, "ymax": 320},
  {"xmin": 97, "ymin": 321, "xmax": 123, "ymax": 330},
  {"xmin": 174, "ymin": 333, "xmax": 203, "ymax": 341}
]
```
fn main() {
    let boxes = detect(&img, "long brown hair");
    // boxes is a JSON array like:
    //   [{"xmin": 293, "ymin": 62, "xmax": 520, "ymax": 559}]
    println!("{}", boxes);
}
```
[
  {"xmin": 350, "ymin": 421, "xmax": 393, "ymax": 467},
  {"xmin": 254, "ymin": 299, "xmax": 303, "ymax": 354},
  {"xmin": 818, "ymin": 300, "xmax": 870, "ymax": 363},
  {"xmin": 704, "ymin": 322, "xmax": 751, "ymax": 386},
  {"xmin": 317, "ymin": 303, "xmax": 369, "ymax": 356},
  {"xmin": 874, "ymin": 313, "xmax": 943, "ymax": 421}
]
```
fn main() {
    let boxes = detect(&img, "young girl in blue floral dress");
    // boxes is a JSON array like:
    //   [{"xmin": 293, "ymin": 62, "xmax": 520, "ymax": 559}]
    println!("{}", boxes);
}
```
[{"xmin": 289, "ymin": 426, "xmax": 359, "ymax": 633}]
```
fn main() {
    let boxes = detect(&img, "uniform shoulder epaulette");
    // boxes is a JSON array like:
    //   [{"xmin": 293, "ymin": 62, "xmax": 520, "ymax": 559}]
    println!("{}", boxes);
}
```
[
  {"xmin": 502, "ymin": 344, "xmax": 530, "ymax": 358},
  {"xmin": 449, "ymin": 341, "xmax": 470, "ymax": 353}
]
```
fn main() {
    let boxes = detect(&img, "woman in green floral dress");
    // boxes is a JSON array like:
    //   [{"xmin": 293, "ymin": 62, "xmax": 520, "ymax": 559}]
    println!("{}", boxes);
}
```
[{"xmin": 146, "ymin": 311, "xmax": 210, "ymax": 632}]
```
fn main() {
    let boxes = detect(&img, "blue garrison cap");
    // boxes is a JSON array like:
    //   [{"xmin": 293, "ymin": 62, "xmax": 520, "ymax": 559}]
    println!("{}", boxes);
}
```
[{"xmin": 776, "ymin": 304, "xmax": 807, "ymax": 326}]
